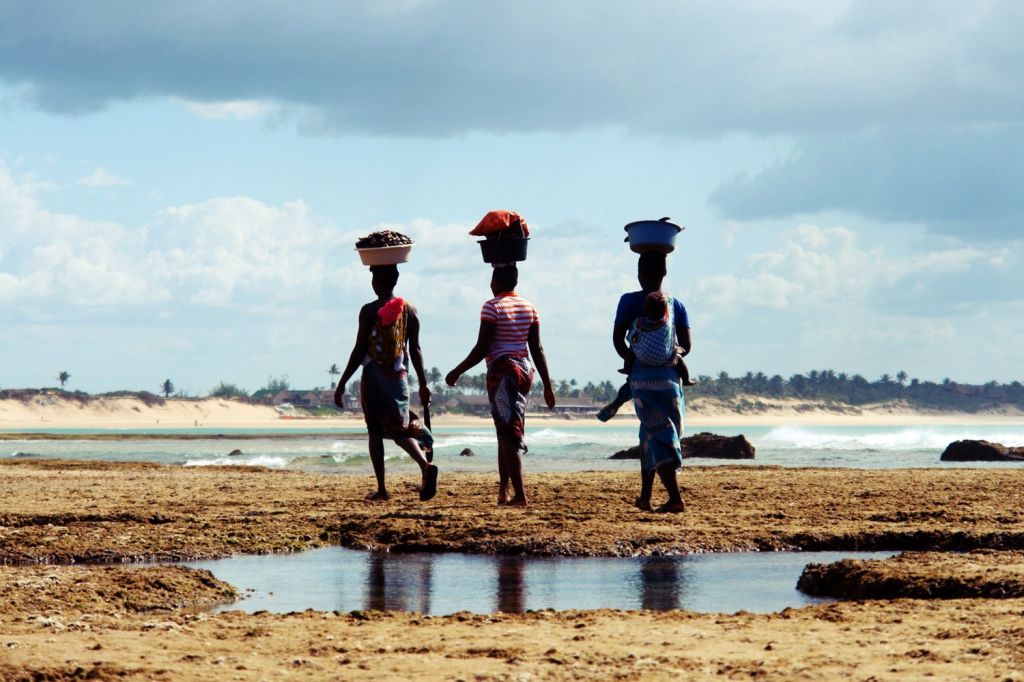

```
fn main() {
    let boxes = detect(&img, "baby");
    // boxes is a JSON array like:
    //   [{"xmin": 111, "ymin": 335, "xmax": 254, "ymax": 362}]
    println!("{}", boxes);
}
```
[
  {"xmin": 598, "ymin": 292, "xmax": 693, "ymax": 422},
  {"xmin": 620, "ymin": 292, "xmax": 694, "ymax": 384}
]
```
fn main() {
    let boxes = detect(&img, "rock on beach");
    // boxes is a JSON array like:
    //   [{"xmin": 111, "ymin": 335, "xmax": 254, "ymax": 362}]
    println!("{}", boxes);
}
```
[
  {"xmin": 609, "ymin": 432, "xmax": 755, "ymax": 460},
  {"xmin": 940, "ymin": 439, "xmax": 1024, "ymax": 462}
]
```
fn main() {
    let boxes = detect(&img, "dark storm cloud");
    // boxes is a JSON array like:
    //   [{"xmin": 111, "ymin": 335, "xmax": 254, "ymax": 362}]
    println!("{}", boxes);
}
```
[{"xmin": 0, "ymin": 1, "xmax": 1022, "ymax": 136}]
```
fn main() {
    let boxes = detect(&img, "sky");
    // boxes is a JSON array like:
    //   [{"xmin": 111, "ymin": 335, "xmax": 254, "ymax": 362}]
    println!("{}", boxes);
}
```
[{"xmin": 1, "ymin": 0, "xmax": 1022, "ymax": 394}]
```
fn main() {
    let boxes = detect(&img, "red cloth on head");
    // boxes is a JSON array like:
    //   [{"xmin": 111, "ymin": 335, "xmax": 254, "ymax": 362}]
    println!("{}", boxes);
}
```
[
  {"xmin": 377, "ymin": 297, "xmax": 405, "ymax": 326},
  {"xmin": 469, "ymin": 210, "xmax": 530, "ymax": 237}
]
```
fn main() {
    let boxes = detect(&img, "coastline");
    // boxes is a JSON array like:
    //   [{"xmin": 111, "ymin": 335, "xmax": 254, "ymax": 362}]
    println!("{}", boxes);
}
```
[{"xmin": 2, "ymin": 395, "xmax": 1022, "ymax": 431}]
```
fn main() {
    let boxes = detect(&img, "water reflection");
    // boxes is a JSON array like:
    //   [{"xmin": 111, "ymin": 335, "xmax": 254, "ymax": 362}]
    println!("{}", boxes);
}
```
[
  {"xmin": 638, "ymin": 557, "xmax": 684, "ymax": 610},
  {"xmin": 494, "ymin": 555, "xmax": 527, "ymax": 613},
  {"xmin": 363, "ymin": 552, "xmax": 433, "ymax": 612},
  {"xmin": 189, "ymin": 548, "xmax": 890, "ymax": 615}
]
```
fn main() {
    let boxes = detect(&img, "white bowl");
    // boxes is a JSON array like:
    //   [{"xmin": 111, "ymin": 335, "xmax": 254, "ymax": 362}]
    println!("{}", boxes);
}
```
[{"xmin": 355, "ymin": 244, "xmax": 413, "ymax": 266}]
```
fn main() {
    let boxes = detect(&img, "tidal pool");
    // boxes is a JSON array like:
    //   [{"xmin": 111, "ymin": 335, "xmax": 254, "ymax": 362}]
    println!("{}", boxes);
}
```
[{"xmin": 187, "ymin": 548, "xmax": 895, "ymax": 615}]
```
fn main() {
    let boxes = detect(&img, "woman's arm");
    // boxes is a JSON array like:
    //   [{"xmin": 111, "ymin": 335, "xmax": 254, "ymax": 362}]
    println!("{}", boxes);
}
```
[
  {"xmin": 613, "ymin": 322, "xmax": 631, "ymax": 360},
  {"xmin": 334, "ymin": 305, "xmax": 373, "ymax": 408},
  {"xmin": 405, "ymin": 305, "xmax": 431, "ymax": 407},
  {"xmin": 527, "ymin": 323, "xmax": 556, "ymax": 409},
  {"xmin": 445, "ymin": 320, "xmax": 496, "ymax": 386}
]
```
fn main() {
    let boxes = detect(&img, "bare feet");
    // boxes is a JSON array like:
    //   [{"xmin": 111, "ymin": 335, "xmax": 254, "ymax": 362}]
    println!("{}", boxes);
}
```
[
  {"xmin": 497, "ymin": 488, "xmax": 510, "ymax": 506},
  {"xmin": 507, "ymin": 495, "xmax": 528, "ymax": 508},
  {"xmin": 365, "ymin": 490, "xmax": 389, "ymax": 502},
  {"xmin": 655, "ymin": 499, "xmax": 685, "ymax": 513},
  {"xmin": 634, "ymin": 496, "xmax": 653, "ymax": 512},
  {"xmin": 419, "ymin": 464, "xmax": 439, "ymax": 502}
]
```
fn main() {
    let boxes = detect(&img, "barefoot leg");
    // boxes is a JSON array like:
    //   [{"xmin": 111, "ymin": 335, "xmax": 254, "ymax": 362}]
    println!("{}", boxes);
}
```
[
  {"xmin": 499, "ymin": 436, "xmax": 527, "ymax": 507},
  {"xmin": 497, "ymin": 445, "xmax": 510, "ymax": 505},
  {"xmin": 367, "ymin": 433, "xmax": 388, "ymax": 499},
  {"xmin": 655, "ymin": 462, "xmax": 684, "ymax": 512}
]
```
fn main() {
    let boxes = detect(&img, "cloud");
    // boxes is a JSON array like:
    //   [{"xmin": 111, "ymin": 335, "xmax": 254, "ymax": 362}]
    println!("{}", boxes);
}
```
[
  {"xmin": 0, "ymin": 163, "xmax": 347, "ymax": 308},
  {"xmin": 708, "ymin": 126, "xmax": 1024, "ymax": 240},
  {"xmin": 180, "ymin": 99, "xmax": 273, "ymax": 120},
  {"xmin": 0, "ymin": 1, "xmax": 1021, "ymax": 137},
  {"xmin": 76, "ymin": 166, "xmax": 131, "ymax": 188},
  {"xmin": 692, "ymin": 223, "xmax": 1015, "ymax": 314}
]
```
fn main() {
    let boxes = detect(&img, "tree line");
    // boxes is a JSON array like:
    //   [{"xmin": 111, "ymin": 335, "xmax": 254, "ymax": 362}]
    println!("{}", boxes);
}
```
[{"xmin": 7, "ymin": 367, "xmax": 1022, "ymax": 412}]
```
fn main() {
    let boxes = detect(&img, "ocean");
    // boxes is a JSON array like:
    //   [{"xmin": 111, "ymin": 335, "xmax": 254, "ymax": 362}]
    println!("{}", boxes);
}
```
[{"xmin": 4, "ymin": 422, "xmax": 1024, "ymax": 471}]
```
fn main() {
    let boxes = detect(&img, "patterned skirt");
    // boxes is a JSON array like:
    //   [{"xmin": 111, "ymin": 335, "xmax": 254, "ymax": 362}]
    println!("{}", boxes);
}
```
[
  {"xmin": 629, "ymin": 370, "xmax": 685, "ymax": 473},
  {"xmin": 485, "ymin": 355, "xmax": 535, "ymax": 452},
  {"xmin": 360, "ymin": 362, "xmax": 433, "ymax": 450}
]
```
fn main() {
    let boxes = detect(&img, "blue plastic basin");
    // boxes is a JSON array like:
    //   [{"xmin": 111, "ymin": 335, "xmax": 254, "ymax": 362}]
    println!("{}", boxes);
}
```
[{"xmin": 624, "ymin": 219, "xmax": 684, "ymax": 253}]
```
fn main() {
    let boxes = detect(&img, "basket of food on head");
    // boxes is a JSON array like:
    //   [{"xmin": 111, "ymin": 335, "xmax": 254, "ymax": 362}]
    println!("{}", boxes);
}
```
[{"xmin": 355, "ymin": 230, "xmax": 414, "ymax": 265}]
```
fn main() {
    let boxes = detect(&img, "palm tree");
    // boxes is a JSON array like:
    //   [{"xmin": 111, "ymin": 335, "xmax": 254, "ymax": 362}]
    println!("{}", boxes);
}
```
[
  {"xmin": 161, "ymin": 379, "xmax": 175, "ymax": 398},
  {"xmin": 56, "ymin": 371, "xmax": 70, "ymax": 389},
  {"xmin": 328, "ymin": 363, "xmax": 340, "ymax": 388}
]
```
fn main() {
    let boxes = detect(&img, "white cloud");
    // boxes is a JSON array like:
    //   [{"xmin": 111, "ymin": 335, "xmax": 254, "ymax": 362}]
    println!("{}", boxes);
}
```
[
  {"xmin": 693, "ymin": 224, "xmax": 998, "ymax": 313},
  {"xmin": 181, "ymin": 99, "xmax": 273, "ymax": 120},
  {"xmin": 0, "ymin": 163, "xmax": 349, "ymax": 308},
  {"xmin": 76, "ymin": 166, "xmax": 131, "ymax": 188}
]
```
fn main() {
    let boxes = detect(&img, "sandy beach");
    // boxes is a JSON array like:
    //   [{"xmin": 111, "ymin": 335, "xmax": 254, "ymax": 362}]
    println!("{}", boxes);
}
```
[
  {"xmin": 3, "ymin": 459, "xmax": 1024, "ymax": 679},
  {"xmin": 2, "ymin": 394, "xmax": 1022, "ymax": 430}
]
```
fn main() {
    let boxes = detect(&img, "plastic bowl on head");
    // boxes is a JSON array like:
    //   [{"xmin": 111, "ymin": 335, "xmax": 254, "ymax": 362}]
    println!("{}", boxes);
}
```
[
  {"xmin": 624, "ymin": 218, "xmax": 684, "ymax": 254},
  {"xmin": 479, "ymin": 238, "xmax": 529, "ymax": 263},
  {"xmin": 355, "ymin": 244, "xmax": 413, "ymax": 266}
]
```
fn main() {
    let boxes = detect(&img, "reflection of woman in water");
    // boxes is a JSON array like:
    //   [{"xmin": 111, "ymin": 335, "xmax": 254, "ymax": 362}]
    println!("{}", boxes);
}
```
[
  {"xmin": 611, "ymin": 252, "xmax": 691, "ymax": 513},
  {"xmin": 446, "ymin": 265, "xmax": 555, "ymax": 507},
  {"xmin": 495, "ymin": 555, "xmax": 526, "ymax": 613},
  {"xmin": 334, "ymin": 264, "xmax": 438, "ymax": 502},
  {"xmin": 639, "ymin": 556, "xmax": 682, "ymax": 611}
]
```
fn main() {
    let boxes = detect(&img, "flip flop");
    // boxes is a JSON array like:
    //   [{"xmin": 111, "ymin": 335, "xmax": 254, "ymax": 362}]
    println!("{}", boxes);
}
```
[{"xmin": 419, "ymin": 464, "xmax": 438, "ymax": 502}]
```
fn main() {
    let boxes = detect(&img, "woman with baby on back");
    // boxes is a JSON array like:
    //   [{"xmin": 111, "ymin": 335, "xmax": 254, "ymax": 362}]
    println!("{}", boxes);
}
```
[{"xmin": 607, "ymin": 251, "xmax": 692, "ymax": 513}]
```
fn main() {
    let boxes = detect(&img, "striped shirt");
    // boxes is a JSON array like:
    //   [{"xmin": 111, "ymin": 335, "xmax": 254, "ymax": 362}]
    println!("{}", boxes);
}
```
[{"xmin": 481, "ymin": 292, "xmax": 540, "ymax": 364}]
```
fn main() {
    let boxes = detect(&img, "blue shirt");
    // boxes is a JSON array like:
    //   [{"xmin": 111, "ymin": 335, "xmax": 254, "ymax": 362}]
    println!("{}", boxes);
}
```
[{"xmin": 615, "ymin": 291, "xmax": 690, "ymax": 328}]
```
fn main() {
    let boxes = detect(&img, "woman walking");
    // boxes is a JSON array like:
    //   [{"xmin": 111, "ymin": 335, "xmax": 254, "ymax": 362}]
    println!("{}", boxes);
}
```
[
  {"xmin": 334, "ymin": 264, "xmax": 438, "ymax": 502},
  {"xmin": 446, "ymin": 264, "xmax": 555, "ymax": 507},
  {"xmin": 613, "ymin": 251, "xmax": 691, "ymax": 512}
]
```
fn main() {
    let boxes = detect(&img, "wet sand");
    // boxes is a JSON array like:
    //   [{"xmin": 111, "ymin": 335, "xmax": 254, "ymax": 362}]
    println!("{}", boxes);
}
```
[
  {"xmin": 4, "ymin": 459, "xmax": 1024, "ymax": 679},
  {"xmin": 4, "ymin": 459, "xmax": 1024, "ymax": 562}
]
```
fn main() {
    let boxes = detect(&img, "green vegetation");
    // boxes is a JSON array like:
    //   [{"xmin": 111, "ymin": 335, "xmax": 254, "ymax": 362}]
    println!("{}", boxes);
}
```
[
  {"xmin": 686, "ymin": 370, "xmax": 1024, "ymax": 413},
  {"xmin": 209, "ymin": 382, "xmax": 249, "ymax": 399}
]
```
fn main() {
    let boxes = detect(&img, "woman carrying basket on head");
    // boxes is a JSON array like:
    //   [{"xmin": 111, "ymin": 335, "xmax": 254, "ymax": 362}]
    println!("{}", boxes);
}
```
[
  {"xmin": 334, "ymin": 260, "xmax": 438, "ymax": 502},
  {"xmin": 446, "ymin": 211, "xmax": 555, "ymax": 507}
]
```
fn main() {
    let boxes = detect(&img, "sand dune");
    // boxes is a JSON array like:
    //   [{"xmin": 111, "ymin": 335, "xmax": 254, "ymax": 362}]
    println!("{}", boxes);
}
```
[{"xmin": 2, "ymin": 394, "xmax": 1021, "ymax": 430}]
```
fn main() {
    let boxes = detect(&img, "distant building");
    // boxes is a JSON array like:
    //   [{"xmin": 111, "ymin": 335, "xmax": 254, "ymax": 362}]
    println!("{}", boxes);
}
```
[{"xmin": 551, "ymin": 400, "xmax": 599, "ymax": 416}]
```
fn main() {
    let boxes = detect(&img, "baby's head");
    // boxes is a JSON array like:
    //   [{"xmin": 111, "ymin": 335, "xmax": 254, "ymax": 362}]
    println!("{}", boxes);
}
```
[{"xmin": 643, "ymin": 291, "xmax": 669, "ymax": 322}]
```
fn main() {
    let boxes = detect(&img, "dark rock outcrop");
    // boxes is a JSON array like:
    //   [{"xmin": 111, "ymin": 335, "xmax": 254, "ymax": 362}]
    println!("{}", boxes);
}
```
[
  {"xmin": 940, "ymin": 440, "xmax": 1024, "ymax": 462},
  {"xmin": 227, "ymin": 449, "xmax": 243, "ymax": 457},
  {"xmin": 609, "ymin": 432, "xmax": 755, "ymax": 460},
  {"xmin": 460, "ymin": 448, "xmax": 476, "ymax": 457},
  {"xmin": 682, "ymin": 432, "xmax": 755, "ymax": 459}
]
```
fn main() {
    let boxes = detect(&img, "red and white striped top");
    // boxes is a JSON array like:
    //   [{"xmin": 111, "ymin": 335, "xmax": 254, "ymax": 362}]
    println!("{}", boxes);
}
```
[{"xmin": 481, "ymin": 292, "xmax": 540, "ymax": 364}]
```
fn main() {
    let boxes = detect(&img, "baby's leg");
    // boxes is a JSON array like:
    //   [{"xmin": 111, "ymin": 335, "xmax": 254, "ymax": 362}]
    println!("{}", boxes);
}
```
[{"xmin": 597, "ymin": 381, "xmax": 633, "ymax": 422}]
